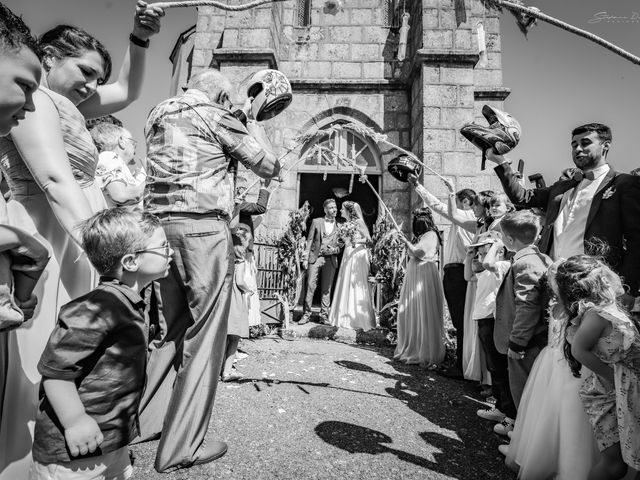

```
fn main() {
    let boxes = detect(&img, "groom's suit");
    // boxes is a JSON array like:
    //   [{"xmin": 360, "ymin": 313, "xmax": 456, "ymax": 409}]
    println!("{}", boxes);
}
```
[
  {"xmin": 495, "ymin": 162, "xmax": 640, "ymax": 295},
  {"xmin": 304, "ymin": 217, "xmax": 342, "ymax": 318}
]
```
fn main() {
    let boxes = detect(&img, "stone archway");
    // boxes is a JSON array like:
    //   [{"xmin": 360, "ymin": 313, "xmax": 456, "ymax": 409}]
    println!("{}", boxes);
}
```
[{"xmin": 296, "ymin": 118, "xmax": 383, "ymax": 233}]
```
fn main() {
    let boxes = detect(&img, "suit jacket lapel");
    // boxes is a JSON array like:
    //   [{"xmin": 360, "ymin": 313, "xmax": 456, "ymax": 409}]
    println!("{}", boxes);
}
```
[{"xmin": 586, "ymin": 169, "xmax": 617, "ymax": 231}]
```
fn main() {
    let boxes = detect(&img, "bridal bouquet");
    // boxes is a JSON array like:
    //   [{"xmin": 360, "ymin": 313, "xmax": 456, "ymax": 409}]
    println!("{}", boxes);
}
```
[{"xmin": 337, "ymin": 221, "xmax": 358, "ymax": 247}]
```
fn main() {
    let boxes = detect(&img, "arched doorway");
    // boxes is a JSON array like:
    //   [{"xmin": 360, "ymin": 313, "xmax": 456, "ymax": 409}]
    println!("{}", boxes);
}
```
[
  {"xmin": 295, "ymin": 120, "xmax": 383, "ymax": 309},
  {"xmin": 296, "ymin": 121, "xmax": 383, "ymax": 233}
]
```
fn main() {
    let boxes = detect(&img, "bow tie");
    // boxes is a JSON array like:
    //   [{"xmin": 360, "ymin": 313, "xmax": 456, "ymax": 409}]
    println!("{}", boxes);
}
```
[{"xmin": 572, "ymin": 169, "xmax": 595, "ymax": 182}]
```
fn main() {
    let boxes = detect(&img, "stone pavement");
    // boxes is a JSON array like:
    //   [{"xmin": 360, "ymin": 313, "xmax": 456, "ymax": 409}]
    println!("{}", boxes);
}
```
[{"xmin": 131, "ymin": 333, "xmax": 516, "ymax": 480}]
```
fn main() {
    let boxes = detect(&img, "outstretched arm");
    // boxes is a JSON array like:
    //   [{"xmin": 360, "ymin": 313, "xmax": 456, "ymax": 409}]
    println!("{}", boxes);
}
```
[
  {"xmin": 487, "ymin": 150, "xmax": 553, "ymax": 209},
  {"xmin": 78, "ymin": 1, "xmax": 164, "ymax": 119},
  {"xmin": 409, "ymin": 174, "xmax": 476, "ymax": 233}
]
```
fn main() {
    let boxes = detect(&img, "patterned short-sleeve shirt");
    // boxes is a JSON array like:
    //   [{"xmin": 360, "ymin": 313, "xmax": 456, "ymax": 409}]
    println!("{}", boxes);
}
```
[{"xmin": 144, "ymin": 89, "xmax": 265, "ymax": 216}]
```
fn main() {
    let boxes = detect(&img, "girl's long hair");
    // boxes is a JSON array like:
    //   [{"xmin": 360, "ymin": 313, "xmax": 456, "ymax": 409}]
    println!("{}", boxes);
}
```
[
  {"xmin": 412, "ymin": 206, "xmax": 441, "ymax": 245},
  {"xmin": 553, "ymin": 255, "xmax": 625, "ymax": 377}
]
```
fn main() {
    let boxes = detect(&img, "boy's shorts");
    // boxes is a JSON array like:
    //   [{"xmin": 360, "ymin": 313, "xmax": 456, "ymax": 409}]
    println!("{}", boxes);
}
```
[{"xmin": 29, "ymin": 447, "xmax": 132, "ymax": 480}]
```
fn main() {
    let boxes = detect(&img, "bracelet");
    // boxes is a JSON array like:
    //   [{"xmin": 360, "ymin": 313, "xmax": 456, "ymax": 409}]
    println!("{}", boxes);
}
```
[{"xmin": 129, "ymin": 33, "xmax": 150, "ymax": 49}]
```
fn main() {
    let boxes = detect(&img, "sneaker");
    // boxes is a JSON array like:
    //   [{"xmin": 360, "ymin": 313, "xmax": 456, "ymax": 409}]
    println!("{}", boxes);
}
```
[
  {"xmin": 498, "ymin": 444, "xmax": 509, "ymax": 456},
  {"xmin": 298, "ymin": 314, "xmax": 311, "ymax": 325},
  {"xmin": 477, "ymin": 407, "xmax": 505, "ymax": 422},
  {"xmin": 494, "ymin": 417, "xmax": 515, "ymax": 436},
  {"xmin": 235, "ymin": 352, "xmax": 248, "ymax": 361}
]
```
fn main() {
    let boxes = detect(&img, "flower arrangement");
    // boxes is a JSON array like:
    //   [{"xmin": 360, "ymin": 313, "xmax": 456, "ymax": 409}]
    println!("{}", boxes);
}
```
[
  {"xmin": 337, "ymin": 221, "xmax": 358, "ymax": 247},
  {"xmin": 276, "ymin": 201, "xmax": 311, "ymax": 304},
  {"xmin": 370, "ymin": 215, "xmax": 406, "ymax": 329}
]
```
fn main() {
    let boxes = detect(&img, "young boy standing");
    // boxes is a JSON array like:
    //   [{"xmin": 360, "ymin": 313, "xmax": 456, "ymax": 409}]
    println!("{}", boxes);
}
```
[
  {"xmin": 470, "ymin": 232, "xmax": 519, "ymax": 436},
  {"xmin": 493, "ymin": 210, "xmax": 552, "ymax": 434},
  {"xmin": 30, "ymin": 208, "xmax": 173, "ymax": 480}
]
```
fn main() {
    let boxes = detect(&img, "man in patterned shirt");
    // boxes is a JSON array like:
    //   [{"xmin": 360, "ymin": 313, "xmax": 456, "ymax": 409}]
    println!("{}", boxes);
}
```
[{"xmin": 137, "ymin": 68, "xmax": 280, "ymax": 472}]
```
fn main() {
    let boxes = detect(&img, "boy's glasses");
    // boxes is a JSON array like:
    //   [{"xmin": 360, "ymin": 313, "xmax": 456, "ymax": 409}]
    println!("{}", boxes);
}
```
[{"xmin": 134, "ymin": 242, "xmax": 172, "ymax": 258}]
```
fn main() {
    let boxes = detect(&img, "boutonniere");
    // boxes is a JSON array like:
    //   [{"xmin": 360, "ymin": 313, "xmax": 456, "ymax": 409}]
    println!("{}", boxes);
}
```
[{"xmin": 602, "ymin": 186, "xmax": 616, "ymax": 199}]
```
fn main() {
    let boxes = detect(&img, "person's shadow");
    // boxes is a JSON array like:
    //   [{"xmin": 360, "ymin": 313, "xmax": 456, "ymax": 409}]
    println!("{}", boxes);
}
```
[
  {"xmin": 314, "ymin": 421, "xmax": 434, "ymax": 468},
  {"xmin": 332, "ymin": 358, "xmax": 515, "ymax": 479}
]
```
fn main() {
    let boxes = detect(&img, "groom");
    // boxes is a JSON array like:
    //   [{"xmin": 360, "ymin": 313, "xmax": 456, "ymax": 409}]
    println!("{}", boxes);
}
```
[{"xmin": 301, "ymin": 198, "xmax": 342, "ymax": 324}]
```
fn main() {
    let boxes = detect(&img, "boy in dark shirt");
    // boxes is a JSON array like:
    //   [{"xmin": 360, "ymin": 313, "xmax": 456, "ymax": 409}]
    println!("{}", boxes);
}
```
[{"xmin": 30, "ymin": 208, "xmax": 173, "ymax": 480}]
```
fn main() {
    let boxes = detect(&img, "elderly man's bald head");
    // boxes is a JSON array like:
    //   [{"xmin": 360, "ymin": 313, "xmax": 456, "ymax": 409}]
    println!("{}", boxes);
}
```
[{"xmin": 187, "ymin": 69, "xmax": 234, "ymax": 105}]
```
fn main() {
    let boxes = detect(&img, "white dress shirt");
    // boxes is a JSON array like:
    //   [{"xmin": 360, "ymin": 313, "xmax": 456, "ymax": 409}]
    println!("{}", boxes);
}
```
[
  {"xmin": 553, "ymin": 164, "xmax": 610, "ymax": 261},
  {"xmin": 415, "ymin": 185, "xmax": 475, "ymax": 264}
]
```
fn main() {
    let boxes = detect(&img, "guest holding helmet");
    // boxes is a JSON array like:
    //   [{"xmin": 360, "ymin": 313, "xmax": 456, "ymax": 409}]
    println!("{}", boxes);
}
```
[{"xmin": 0, "ymin": 3, "xmax": 163, "ymax": 477}]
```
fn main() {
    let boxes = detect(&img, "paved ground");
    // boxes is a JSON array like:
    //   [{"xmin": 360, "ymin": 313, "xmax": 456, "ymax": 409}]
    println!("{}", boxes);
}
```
[{"xmin": 131, "ymin": 332, "xmax": 516, "ymax": 480}]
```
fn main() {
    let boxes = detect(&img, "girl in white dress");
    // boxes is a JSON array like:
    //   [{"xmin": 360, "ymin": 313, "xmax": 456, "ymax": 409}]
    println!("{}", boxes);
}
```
[
  {"xmin": 328, "ymin": 201, "xmax": 375, "ymax": 330},
  {"xmin": 505, "ymin": 261, "xmax": 599, "ymax": 479}
]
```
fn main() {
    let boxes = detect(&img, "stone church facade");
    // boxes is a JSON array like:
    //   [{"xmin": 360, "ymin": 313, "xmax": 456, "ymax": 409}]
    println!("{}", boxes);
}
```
[{"xmin": 170, "ymin": 0, "xmax": 508, "ymax": 237}]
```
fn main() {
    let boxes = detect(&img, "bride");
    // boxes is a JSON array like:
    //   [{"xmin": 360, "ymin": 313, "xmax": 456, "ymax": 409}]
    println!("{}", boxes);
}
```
[{"xmin": 328, "ymin": 201, "xmax": 376, "ymax": 330}]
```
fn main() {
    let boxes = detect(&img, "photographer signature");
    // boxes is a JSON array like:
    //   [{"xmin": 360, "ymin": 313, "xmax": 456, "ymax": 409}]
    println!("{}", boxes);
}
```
[{"xmin": 588, "ymin": 11, "xmax": 640, "ymax": 24}]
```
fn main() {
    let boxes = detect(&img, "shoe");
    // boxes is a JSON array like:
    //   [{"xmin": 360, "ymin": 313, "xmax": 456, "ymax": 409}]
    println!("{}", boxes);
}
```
[
  {"xmin": 498, "ymin": 444, "xmax": 509, "ymax": 456},
  {"xmin": 298, "ymin": 314, "xmax": 311, "ymax": 325},
  {"xmin": 156, "ymin": 440, "xmax": 228, "ymax": 472},
  {"xmin": 439, "ymin": 366, "xmax": 464, "ymax": 379},
  {"xmin": 235, "ymin": 352, "xmax": 248, "ymax": 361},
  {"xmin": 494, "ymin": 417, "xmax": 515, "ymax": 436},
  {"xmin": 477, "ymin": 407, "xmax": 505, "ymax": 422}
]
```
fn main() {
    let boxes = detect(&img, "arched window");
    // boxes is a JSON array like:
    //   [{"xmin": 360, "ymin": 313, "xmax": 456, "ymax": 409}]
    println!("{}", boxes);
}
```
[
  {"xmin": 296, "ymin": 0, "xmax": 311, "ymax": 27},
  {"xmin": 298, "ymin": 122, "xmax": 381, "ymax": 175}
]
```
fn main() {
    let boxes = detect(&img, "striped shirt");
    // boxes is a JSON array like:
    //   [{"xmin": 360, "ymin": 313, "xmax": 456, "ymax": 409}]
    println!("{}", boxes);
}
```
[{"xmin": 144, "ymin": 89, "xmax": 266, "ymax": 215}]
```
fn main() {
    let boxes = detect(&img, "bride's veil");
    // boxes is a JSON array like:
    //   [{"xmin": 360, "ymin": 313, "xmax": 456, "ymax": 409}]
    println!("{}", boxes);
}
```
[{"xmin": 352, "ymin": 202, "xmax": 365, "ymax": 222}]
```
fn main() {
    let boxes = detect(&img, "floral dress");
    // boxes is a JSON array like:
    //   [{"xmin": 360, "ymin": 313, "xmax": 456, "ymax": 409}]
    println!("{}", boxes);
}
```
[{"xmin": 572, "ymin": 306, "xmax": 640, "ymax": 470}]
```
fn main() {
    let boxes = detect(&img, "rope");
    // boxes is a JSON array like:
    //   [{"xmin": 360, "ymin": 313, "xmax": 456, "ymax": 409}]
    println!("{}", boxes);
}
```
[
  {"xmin": 151, "ymin": 0, "xmax": 289, "ymax": 10},
  {"xmin": 493, "ymin": 0, "xmax": 640, "ymax": 66}
]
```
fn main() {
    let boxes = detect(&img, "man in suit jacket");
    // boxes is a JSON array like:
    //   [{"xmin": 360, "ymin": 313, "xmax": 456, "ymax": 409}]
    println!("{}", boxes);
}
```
[
  {"xmin": 300, "ymin": 198, "xmax": 342, "ymax": 324},
  {"xmin": 487, "ymin": 122, "xmax": 640, "ymax": 296}
]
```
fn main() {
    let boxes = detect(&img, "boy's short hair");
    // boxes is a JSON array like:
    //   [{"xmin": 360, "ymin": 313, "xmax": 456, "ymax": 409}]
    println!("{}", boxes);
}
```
[
  {"xmin": 500, "ymin": 210, "xmax": 540, "ymax": 245},
  {"xmin": 571, "ymin": 123, "xmax": 612, "ymax": 143},
  {"xmin": 80, "ymin": 208, "xmax": 160, "ymax": 275},
  {"xmin": 89, "ymin": 122, "xmax": 128, "ymax": 153},
  {"xmin": 0, "ymin": 4, "xmax": 40, "ymax": 58},
  {"xmin": 456, "ymin": 188, "xmax": 476, "ymax": 205},
  {"xmin": 323, "ymin": 198, "xmax": 336, "ymax": 208}
]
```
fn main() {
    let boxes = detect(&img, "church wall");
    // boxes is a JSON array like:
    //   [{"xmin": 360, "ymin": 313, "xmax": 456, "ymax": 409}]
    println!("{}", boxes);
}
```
[{"xmin": 185, "ymin": 0, "xmax": 508, "ymax": 239}]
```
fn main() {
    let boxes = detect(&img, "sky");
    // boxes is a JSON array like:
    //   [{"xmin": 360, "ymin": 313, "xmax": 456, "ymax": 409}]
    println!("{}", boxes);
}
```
[{"xmin": 5, "ymin": 0, "xmax": 640, "ymax": 183}]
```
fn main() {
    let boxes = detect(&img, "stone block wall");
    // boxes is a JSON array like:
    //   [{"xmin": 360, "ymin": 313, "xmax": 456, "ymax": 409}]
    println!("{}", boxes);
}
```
[{"xmin": 182, "ymin": 0, "xmax": 508, "ymax": 238}]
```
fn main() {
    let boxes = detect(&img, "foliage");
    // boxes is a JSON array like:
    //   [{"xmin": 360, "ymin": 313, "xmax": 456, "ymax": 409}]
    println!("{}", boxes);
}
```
[
  {"xmin": 370, "ymin": 215, "xmax": 406, "ymax": 329},
  {"xmin": 276, "ymin": 201, "xmax": 311, "ymax": 304}
]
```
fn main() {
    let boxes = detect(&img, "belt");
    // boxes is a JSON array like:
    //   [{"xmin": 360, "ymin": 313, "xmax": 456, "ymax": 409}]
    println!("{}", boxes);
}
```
[
  {"xmin": 157, "ymin": 210, "xmax": 230, "ymax": 223},
  {"xmin": 443, "ymin": 263, "xmax": 464, "ymax": 269}
]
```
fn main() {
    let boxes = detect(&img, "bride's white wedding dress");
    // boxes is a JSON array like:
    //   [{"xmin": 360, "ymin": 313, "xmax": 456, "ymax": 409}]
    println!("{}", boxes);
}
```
[{"xmin": 328, "ymin": 230, "xmax": 376, "ymax": 331}]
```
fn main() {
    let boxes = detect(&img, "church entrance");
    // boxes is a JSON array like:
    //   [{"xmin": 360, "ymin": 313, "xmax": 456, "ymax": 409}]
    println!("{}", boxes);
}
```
[
  {"xmin": 298, "ymin": 173, "xmax": 380, "ymax": 233},
  {"xmin": 297, "ymin": 173, "xmax": 381, "ymax": 309}
]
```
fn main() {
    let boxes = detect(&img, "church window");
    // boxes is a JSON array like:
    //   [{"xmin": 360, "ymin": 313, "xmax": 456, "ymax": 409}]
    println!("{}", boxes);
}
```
[{"xmin": 296, "ymin": 0, "xmax": 312, "ymax": 27}]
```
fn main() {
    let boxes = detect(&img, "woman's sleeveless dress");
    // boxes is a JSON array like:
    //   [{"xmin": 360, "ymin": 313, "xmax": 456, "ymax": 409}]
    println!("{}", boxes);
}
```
[
  {"xmin": 328, "ymin": 232, "xmax": 376, "ymax": 331},
  {"xmin": 0, "ymin": 87, "xmax": 106, "ymax": 478},
  {"xmin": 394, "ymin": 232, "xmax": 445, "ymax": 365},
  {"xmin": 505, "ymin": 312, "xmax": 599, "ymax": 479}
]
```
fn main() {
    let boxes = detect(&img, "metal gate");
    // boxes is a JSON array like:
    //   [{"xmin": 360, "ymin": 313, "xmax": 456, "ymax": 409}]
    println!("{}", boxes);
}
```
[{"xmin": 253, "ymin": 241, "xmax": 287, "ymax": 324}]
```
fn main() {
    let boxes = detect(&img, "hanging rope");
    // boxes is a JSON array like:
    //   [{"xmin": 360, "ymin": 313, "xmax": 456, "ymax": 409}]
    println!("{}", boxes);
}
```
[
  {"xmin": 151, "ymin": 0, "xmax": 289, "ymax": 10},
  {"xmin": 487, "ymin": 0, "xmax": 640, "ymax": 66}
]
